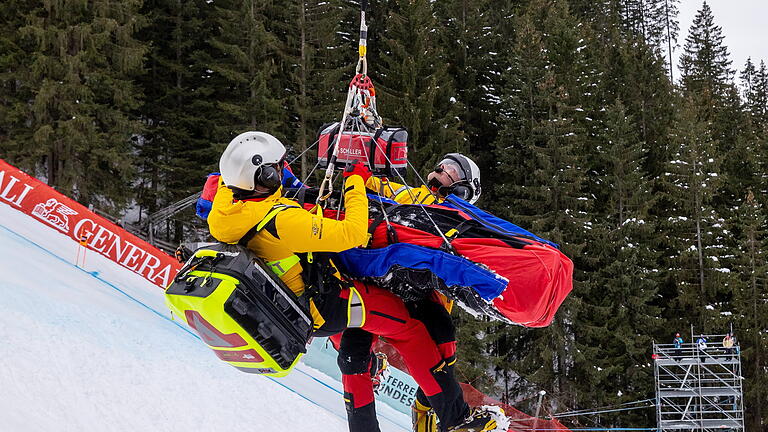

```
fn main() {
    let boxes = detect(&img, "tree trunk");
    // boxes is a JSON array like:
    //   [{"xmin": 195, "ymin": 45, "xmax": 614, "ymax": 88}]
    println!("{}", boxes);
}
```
[
  {"xmin": 694, "ymin": 159, "xmax": 705, "ymax": 320},
  {"xmin": 249, "ymin": 0, "xmax": 257, "ymax": 128},
  {"xmin": 299, "ymin": 1, "xmax": 308, "ymax": 178}
]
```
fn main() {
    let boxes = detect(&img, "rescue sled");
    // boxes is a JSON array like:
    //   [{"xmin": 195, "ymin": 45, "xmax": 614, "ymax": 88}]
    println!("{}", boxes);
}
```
[{"xmin": 285, "ymin": 187, "xmax": 573, "ymax": 327}]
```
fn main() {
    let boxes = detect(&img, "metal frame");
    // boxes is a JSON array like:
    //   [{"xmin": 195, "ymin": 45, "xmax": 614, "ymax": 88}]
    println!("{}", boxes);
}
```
[
  {"xmin": 653, "ymin": 333, "xmax": 745, "ymax": 431},
  {"xmin": 146, "ymin": 192, "xmax": 201, "ymax": 247}
]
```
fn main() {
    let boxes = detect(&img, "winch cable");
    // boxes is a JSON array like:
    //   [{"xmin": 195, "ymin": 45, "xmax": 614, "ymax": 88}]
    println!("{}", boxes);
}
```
[
  {"xmin": 316, "ymin": 0, "xmax": 377, "ymax": 204},
  {"xmin": 375, "ymin": 144, "xmax": 453, "ymax": 249},
  {"xmin": 294, "ymin": 1, "xmax": 452, "ymax": 250},
  {"xmin": 290, "ymin": 149, "xmax": 325, "ymax": 201},
  {"xmin": 352, "ymin": 110, "xmax": 391, "ymax": 228}
]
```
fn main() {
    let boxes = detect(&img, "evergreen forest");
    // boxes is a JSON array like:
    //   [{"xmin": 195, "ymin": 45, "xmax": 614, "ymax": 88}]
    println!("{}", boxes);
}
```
[{"xmin": 1, "ymin": 0, "xmax": 766, "ymax": 429}]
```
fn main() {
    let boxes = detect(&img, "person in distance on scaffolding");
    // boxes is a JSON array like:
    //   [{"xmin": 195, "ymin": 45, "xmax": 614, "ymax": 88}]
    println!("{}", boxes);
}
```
[
  {"xmin": 722, "ymin": 333, "xmax": 735, "ymax": 358},
  {"xmin": 208, "ymin": 132, "xmax": 505, "ymax": 432},
  {"xmin": 673, "ymin": 333, "xmax": 684, "ymax": 358},
  {"xmin": 696, "ymin": 335, "xmax": 708, "ymax": 352}
]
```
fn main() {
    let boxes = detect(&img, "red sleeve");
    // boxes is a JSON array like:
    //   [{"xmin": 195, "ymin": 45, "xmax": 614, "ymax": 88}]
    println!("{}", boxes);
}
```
[{"xmin": 201, "ymin": 174, "xmax": 221, "ymax": 201}]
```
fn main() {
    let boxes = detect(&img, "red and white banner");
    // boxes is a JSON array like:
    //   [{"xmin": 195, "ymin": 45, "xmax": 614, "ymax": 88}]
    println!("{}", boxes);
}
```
[{"xmin": 0, "ymin": 159, "xmax": 181, "ymax": 288}]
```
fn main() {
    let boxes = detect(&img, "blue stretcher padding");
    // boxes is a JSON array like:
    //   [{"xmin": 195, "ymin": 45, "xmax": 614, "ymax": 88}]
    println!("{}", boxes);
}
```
[{"xmin": 336, "ymin": 243, "xmax": 507, "ymax": 301}]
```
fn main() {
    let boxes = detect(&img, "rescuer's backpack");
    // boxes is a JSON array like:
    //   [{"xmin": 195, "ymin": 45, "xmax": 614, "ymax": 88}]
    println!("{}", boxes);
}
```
[{"xmin": 165, "ymin": 243, "xmax": 313, "ymax": 377}]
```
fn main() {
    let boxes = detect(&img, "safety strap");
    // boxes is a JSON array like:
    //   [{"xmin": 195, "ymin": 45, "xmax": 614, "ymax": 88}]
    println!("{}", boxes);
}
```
[
  {"xmin": 296, "ymin": 187, "xmax": 307, "ymax": 208},
  {"xmin": 391, "ymin": 185, "xmax": 410, "ymax": 201},
  {"xmin": 266, "ymin": 255, "xmax": 301, "ymax": 278},
  {"xmin": 443, "ymin": 220, "xmax": 475, "ymax": 240},
  {"xmin": 238, "ymin": 204, "xmax": 298, "ymax": 246}
]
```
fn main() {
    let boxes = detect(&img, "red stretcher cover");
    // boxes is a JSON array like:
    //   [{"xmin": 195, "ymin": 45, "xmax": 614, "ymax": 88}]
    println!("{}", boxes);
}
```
[{"xmin": 294, "ymin": 188, "xmax": 573, "ymax": 327}]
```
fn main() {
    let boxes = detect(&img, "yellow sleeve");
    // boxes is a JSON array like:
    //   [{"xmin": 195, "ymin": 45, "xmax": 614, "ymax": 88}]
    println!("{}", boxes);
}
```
[
  {"xmin": 365, "ymin": 176, "xmax": 406, "ymax": 200},
  {"xmin": 273, "ymin": 175, "xmax": 369, "ymax": 252},
  {"xmin": 366, "ymin": 176, "xmax": 437, "ymax": 204},
  {"xmin": 208, "ymin": 180, "xmax": 246, "ymax": 244}
]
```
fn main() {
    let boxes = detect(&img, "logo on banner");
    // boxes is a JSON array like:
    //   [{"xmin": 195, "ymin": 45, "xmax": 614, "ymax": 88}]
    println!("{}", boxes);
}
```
[{"xmin": 32, "ymin": 198, "xmax": 78, "ymax": 232}]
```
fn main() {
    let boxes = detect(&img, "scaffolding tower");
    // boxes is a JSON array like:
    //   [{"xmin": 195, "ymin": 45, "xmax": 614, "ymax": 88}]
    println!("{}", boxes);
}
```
[{"xmin": 653, "ymin": 332, "xmax": 745, "ymax": 431}]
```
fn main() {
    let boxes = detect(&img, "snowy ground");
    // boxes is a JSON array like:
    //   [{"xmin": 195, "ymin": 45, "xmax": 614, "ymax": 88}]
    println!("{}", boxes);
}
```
[{"xmin": 0, "ymin": 203, "xmax": 409, "ymax": 431}]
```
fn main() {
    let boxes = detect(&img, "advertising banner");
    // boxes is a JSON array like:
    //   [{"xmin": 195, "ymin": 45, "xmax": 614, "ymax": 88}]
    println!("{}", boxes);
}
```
[{"xmin": 0, "ymin": 159, "xmax": 180, "ymax": 288}]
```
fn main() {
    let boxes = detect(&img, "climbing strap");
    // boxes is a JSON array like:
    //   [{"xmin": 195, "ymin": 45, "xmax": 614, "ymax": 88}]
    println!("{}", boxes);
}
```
[
  {"xmin": 237, "ymin": 204, "xmax": 298, "ymax": 246},
  {"xmin": 266, "ymin": 255, "xmax": 301, "ymax": 278},
  {"xmin": 237, "ymin": 204, "xmax": 303, "ymax": 278}
]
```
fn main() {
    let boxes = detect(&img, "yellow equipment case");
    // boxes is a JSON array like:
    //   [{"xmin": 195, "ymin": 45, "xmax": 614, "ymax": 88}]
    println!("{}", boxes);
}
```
[{"xmin": 165, "ymin": 243, "xmax": 313, "ymax": 377}]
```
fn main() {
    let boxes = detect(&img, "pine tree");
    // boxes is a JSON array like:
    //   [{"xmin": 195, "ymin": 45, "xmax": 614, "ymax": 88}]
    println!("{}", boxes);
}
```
[
  {"xmin": 677, "ymin": 0, "xmax": 744, "ymax": 240},
  {"xmin": 134, "ymin": 0, "xmax": 219, "ymax": 219},
  {"xmin": 375, "ymin": 0, "xmax": 462, "ymax": 177},
  {"xmin": 0, "ymin": 1, "xmax": 35, "ymax": 157},
  {"xmin": 285, "ymin": 0, "xmax": 358, "ymax": 179},
  {"xmin": 679, "ymin": 2, "xmax": 733, "ymax": 103},
  {"xmin": 729, "ymin": 191, "xmax": 768, "ymax": 430},
  {"xmin": 491, "ymin": 0, "xmax": 593, "ymax": 408},
  {"xmin": 740, "ymin": 60, "xmax": 768, "ymax": 203},
  {"xmin": 206, "ymin": 0, "xmax": 288, "ymax": 138},
  {"xmin": 677, "ymin": 2, "xmax": 742, "ymax": 185},
  {"xmin": 433, "ymin": 0, "xmax": 506, "ymax": 180},
  {"xmin": 454, "ymin": 310, "xmax": 497, "ymax": 395},
  {"xmin": 741, "ymin": 59, "xmax": 768, "ymax": 138},
  {"xmin": 656, "ymin": 96, "xmax": 732, "ymax": 328},
  {"xmin": 6, "ymin": 0, "xmax": 148, "ymax": 208},
  {"xmin": 605, "ymin": 37, "xmax": 677, "ymax": 177},
  {"xmin": 575, "ymin": 101, "xmax": 661, "ymax": 425},
  {"xmin": 620, "ymin": 0, "xmax": 680, "ymax": 55}
]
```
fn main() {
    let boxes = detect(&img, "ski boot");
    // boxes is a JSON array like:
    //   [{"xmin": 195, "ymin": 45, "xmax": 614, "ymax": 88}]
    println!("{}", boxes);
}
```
[
  {"xmin": 448, "ymin": 405, "xmax": 509, "ymax": 432},
  {"xmin": 370, "ymin": 352, "xmax": 390, "ymax": 394},
  {"xmin": 412, "ymin": 399, "xmax": 438, "ymax": 432}
]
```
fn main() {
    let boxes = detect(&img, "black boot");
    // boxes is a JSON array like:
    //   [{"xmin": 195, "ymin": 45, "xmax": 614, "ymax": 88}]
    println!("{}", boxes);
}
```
[
  {"xmin": 344, "ymin": 392, "xmax": 381, "ymax": 432},
  {"xmin": 423, "ymin": 358, "xmax": 471, "ymax": 432}
]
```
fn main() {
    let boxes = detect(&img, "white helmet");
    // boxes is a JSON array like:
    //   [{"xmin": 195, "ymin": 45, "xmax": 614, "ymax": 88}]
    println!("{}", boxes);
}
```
[
  {"xmin": 219, "ymin": 131, "xmax": 286, "ymax": 192},
  {"xmin": 439, "ymin": 153, "xmax": 482, "ymax": 204}
]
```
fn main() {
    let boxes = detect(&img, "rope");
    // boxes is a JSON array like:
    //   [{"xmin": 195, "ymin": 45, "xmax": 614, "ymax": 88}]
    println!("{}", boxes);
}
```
[
  {"xmin": 551, "ymin": 404, "xmax": 655, "ymax": 419},
  {"xmin": 509, "ymin": 429, "xmax": 656, "ymax": 431},
  {"xmin": 291, "ymin": 151, "xmax": 325, "ymax": 200},
  {"xmin": 288, "ymin": 138, "xmax": 320, "ymax": 166},
  {"xmin": 375, "ymin": 147, "xmax": 453, "ymax": 248},
  {"xmin": 543, "ymin": 393, "xmax": 608, "ymax": 431},
  {"xmin": 287, "ymin": 0, "xmax": 450, "ymax": 249},
  {"xmin": 509, "ymin": 402, "xmax": 653, "ymax": 423},
  {"xmin": 548, "ymin": 399, "xmax": 655, "ymax": 418}
]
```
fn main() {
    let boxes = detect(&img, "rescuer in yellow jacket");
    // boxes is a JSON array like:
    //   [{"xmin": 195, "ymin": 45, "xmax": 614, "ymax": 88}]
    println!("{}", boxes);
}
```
[
  {"xmin": 208, "ymin": 135, "xmax": 369, "ymax": 331},
  {"xmin": 207, "ymin": 132, "xmax": 502, "ymax": 432}
]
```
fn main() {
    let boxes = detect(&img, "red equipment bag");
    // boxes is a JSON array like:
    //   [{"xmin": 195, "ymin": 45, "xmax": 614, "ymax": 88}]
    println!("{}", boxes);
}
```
[{"xmin": 317, "ymin": 122, "xmax": 408, "ymax": 177}]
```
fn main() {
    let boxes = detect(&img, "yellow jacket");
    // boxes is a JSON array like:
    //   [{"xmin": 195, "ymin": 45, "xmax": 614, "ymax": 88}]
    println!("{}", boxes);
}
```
[
  {"xmin": 366, "ymin": 176, "xmax": 440, "ymax": 204},
  {"xmin": 208, "ymin": 175, "xmax": 369, "ymax": 329}
]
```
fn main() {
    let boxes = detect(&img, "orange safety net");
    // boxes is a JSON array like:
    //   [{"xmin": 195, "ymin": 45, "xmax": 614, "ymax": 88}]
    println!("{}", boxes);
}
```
[
  {"xmin": 373, "ymin": 339, "xmax": 571, "ymax": 432},
  {"xmin": 460, "ymin": 384, "xmax": 571, "ymax": 432}
]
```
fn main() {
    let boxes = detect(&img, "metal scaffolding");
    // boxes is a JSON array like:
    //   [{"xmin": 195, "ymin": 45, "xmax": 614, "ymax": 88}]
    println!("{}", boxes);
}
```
[{"xmin": 653, "ymin": 332, "xmax": 745, "ymax": 431}]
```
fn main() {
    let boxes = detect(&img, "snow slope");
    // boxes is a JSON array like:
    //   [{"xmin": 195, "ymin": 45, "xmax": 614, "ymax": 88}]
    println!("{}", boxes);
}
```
[{"xmin": 0, "ymin": 203, "xmax": 409, "ymax": 431}]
